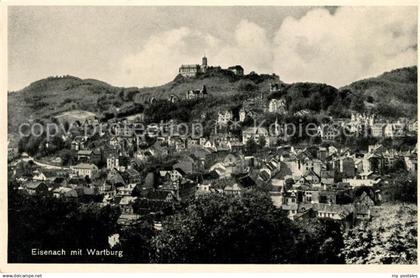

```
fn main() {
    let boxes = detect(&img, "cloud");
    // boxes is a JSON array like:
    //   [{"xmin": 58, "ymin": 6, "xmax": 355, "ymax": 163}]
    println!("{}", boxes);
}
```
[
  {"xmin": 213, "ymin": 19, "xmax": 274, "ymax": 73},
  {"xmin": 117, "ymin": 7, "xmax": 417, "ymax": 88},
  {"xmin": 117, "ymin": 27, "xmax": 214, "ymax": 87},
  {"xmin": 272, "ymin": 7, "xmax": 417, "ymax": 86},
  {"xmin": 117, "ymin": 19, "xmax": 274, "ymax": 87}
]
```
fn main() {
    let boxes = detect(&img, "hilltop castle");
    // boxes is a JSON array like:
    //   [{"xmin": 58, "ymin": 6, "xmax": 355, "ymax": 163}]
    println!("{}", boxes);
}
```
[
  {"xmin": 179, "ymin": 56, "xmax": 208, "ymax": 77},
  {"xmin": 178, "ymin": 56, "xmax": 244, "ymax": 78}
]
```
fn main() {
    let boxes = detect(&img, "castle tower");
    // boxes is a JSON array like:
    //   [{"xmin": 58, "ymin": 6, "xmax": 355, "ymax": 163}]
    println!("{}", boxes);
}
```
[{"xmin": 201, "ymin": 55, "xmax": 208, "ymax": 73}]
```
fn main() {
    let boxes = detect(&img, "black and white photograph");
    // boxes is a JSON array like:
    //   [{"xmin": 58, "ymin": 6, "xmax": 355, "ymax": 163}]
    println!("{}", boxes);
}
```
[{"xmin": 5, "ymin": 4, "xmax": 418, "ymax": 266}]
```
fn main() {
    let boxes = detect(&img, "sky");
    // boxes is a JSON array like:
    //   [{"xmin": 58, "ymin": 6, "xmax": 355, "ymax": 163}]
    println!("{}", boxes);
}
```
[{"xmin": 8, "ymin": 6, "xmax": 418, "ymax": 91}]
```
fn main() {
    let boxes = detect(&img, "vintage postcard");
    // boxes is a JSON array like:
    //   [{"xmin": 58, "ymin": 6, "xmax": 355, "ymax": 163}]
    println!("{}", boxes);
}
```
[{"xmin": 1, "ymin": 0, "xmax": 418, "ymax": 273}]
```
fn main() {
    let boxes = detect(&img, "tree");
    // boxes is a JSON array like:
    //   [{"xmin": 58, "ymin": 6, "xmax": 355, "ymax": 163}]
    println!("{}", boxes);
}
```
[
  {"xmin": 294, "ymin": 217, "xmax": 345, "ymax": 263},
  {"xmin": 341, "ymin": 204, "xmax": 417, "ymax": 264},
  {"xmin": 350, "ymin": 97, "xmax": 365, "ymax": 113},
  {"xmin": 8, "ymin": 192, "xmax": 121, "ymax": 263},
  {"xmin": 388, "ymin": 159, "xmax": 406, "ymax": 173},
  {"xmin": 151, "ymin": 191, "xmax": 297, "ymax": 263},
  {"xmin": 119, "ymin": 220, "xmax": 156, "ymax": 263}
]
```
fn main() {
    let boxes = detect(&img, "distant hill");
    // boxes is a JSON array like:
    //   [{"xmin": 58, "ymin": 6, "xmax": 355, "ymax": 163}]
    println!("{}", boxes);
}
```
[
  {"xmin": 340, "ymin": 66, "xmax": 417, "ymax": 118},
  {"xmin": 8, "ymin": 71, "xmax": 280, "ymax": 133},
  {"xmin": 8, "ymin": 75, "xmax": 121, "ymax": 132},
  {"xmin": 133, "ymin": 70, "xmax": 280, "ymax": 103},
  {"xmin": 8, "ymin": 66, "xmax": 417, "ymax": 138}
]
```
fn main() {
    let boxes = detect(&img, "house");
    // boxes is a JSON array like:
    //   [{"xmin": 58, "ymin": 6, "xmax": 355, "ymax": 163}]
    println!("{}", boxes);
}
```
[
  {"xmin": 320, "ymin": 125, "xmax": 339, "ymax": 141},
  {"xmin": 281, "ymin": 191, "xmax": 299, "ymax": 218},
  {"xmin": 196, "ymin": 183, "xmax": 213, "ymax": 195},
  {"xmin": 258, "ymin": 159, "xmax": 280, "ymax": 182},
  {"xmin": 362, "ymin": 152, "xmax": 384, "ymax": 173},
  {"xmin": 24, "ymin": 181, "xmax": 49, "ymax": 195},
  {"xmin": 343, "ymin": 172, "xmax": 380, "ymax": 188},
  {"xmin": 185, "ymin": 85, "xmax": 207, "ymax": 100},
  {"xmin": 117, "ymin": 196, "xmax": 140, "ymax": 226},
  {"xmin": 107, "ymin": 153, "xmax": 120, "ymax": 170},
  {"xmin": 239, "ymin": 107, "xmax": 247, "ymax": 122},
  {"xmin": 302, "ymin": 158, "xmax": 323, "ymax": 177},
  {"xmin": 106, "ymin": 168, "xmax": 127, "ymax": 187},
  {"xmin": 202, "ymin": 139, "xmax": 216, "ymax": 150},
  {"xmin": 32, "ymin": 170, "xmax": 47, "ymax": 181},
  {"xmin": 227, "ymin": 65, "xmax": 244, "ymax": 76},
  {"xmin": 384, "ymin": 123, "xmax": 395, "ymax": 137},
  {"xmin": 270, "ymin": 191, "xmax": 283, "ymax": 208},
  {"xmin": 242, "ymin": 127, "xmax": 269, "ymax": 146},
  {"xmin": 268, "ymin": 98, "xmax": 287, "ymax": 114},
  {"xmin": 371, "ymin": 123, "xmax": 385, "ymax": 137},
  {"xmin": 223, "ymin": 183, "xmax": 244, "ymax": 196},
  {"xmin": 116, "ymin": 183, "xmax": 136, "ymax": 196},
  {"xmin": 53, "ymin": 187, "xmax": 78, "ymax": 198},
  {"xmin": 77, "ymin": 150, "xmax": 92, "ymax": 162},
  {"xmin": 339, "ymin": 157, "xmax": 355, "ymax": 178},
  {"xmin": 71, "ymin": 163, "xmax": 98, "ymax": 179},
  {"xmin": 210, "ymin": 162, "xmax": 230, "ymax": 178},
  {"xmin": 314, "ymin": 203, "xmax": 354, "ymax": 221},
  {"xmin": 71, "ymin": 136, "xmax": 86, "ymax": 151},
  {"xmin": 320, "ymin": 170, "xmax": 335, "ymax": 185},
  {"xmin": 354, "ymin": 192, "xmax": 375, "ymax": 221},
  {"xmin": 217, "ymin": 110, "xmax": 233, "ymax": 125},
  {"xmin": 159, "ymin": 169, "xmax": 183, "ymax": 184},
  {"xmin": 125, "ymin": 167, "xmax": 141, "ymax": 184},
  {"xmin": 146, "ymin": 190, "xmax": 175, "ymax": 203}
]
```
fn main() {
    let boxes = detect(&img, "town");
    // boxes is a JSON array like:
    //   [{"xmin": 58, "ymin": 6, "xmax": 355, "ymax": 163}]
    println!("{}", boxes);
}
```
[
  {"xmin": 7, "ymin": 56, "xmax": 418, "ymax": 263},
  {"xmin": 9, "ymin": 57, "xmax": 417, "ymax": 228}
]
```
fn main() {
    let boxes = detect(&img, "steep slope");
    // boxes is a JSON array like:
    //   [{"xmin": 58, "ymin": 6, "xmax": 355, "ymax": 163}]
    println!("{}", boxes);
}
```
[
  {"xmin": 134, "ymin": 70, "xmax": 280, "ymax": 103},
  {"xmin": 8, "ymin": 66, "xmax": 417, "ymax": 139},
  {"xmin": 340, "ymin": 66, "xmax": 417, "ymax": 118},
  {"xmin": 8, "ymin": 76, "xmax": 121, "ymax": 132},
  {"xmin": 8, "ymin": 71, "xmax": 280, "ymax": 133}
]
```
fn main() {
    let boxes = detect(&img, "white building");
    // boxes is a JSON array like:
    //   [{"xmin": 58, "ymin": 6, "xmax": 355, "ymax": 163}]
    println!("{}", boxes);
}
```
[
  {"xmin": 71, "ymin": 163, "xmax": 98, "ymax": 178},
  {"xmin": 217, "ymin": 110, "xmax": 233, "ymax": 125},
  {"xmin": 268, "ymin": 98, "xmax": 287, "ymax": 114}
]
